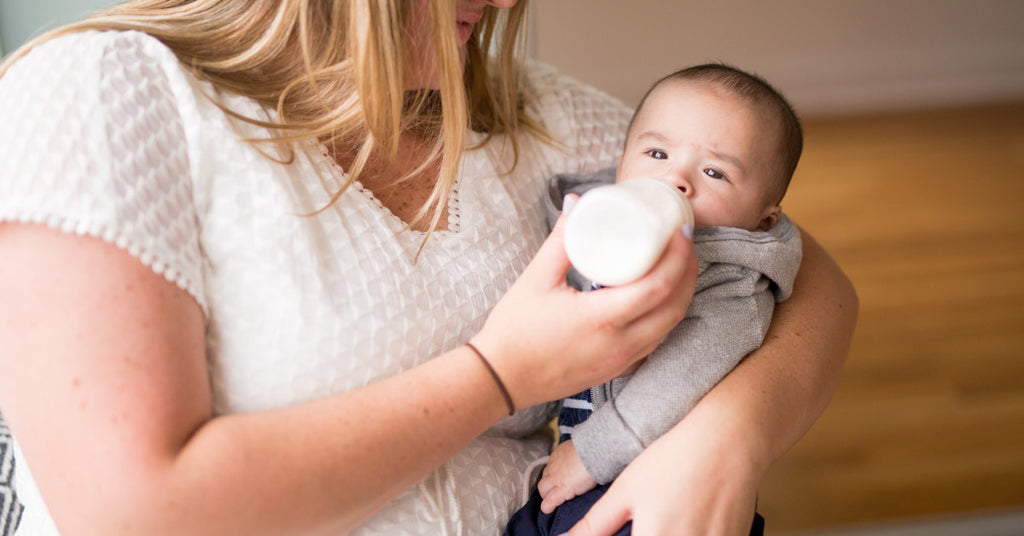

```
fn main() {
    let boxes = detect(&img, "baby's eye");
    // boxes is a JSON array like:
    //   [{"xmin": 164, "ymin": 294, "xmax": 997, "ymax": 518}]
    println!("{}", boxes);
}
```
[
  {"xmin": 646, "ymin": 149, "xmax": 668, "ymax": 160},
  {"xmin": 704, "ymin": 168, "xmax": 727, "ymax": 180}
]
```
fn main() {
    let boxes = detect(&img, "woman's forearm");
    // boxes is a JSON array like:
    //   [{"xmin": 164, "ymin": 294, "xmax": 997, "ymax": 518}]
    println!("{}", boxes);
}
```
[
  {"xmin": 688, "ymin": 227, "xmax": 858, "ymax": 472},
  {"xmin": 166, "ymin": 345, "xmax": 512, "ymax": 536}
]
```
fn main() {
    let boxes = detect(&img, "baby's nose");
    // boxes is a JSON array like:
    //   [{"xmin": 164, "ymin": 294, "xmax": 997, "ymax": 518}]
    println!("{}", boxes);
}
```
[{"xmin": 672, "ymin": 174, "xmax": 693, "ymax": 196}]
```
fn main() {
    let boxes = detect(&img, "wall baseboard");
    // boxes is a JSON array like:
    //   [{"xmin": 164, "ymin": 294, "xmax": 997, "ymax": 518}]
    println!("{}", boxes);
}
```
[
  {"xmin": 780, "ymin": 508, "xmax": 1024, "ymax": 536},
  {"xmin": 786, "ymin": 72, "xmax": 1024, "ymax": 117}
]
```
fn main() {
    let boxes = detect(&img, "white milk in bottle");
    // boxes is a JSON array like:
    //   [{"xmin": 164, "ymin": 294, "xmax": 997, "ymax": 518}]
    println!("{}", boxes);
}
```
[{"xmin": 564, "ymin": 178, "xmax": 694, "ymax": 287}]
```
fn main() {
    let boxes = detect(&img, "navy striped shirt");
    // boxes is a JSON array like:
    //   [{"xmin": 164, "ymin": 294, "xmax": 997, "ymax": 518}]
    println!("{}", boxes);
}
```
[{"xmin": 557, "ymin": 388, "xmax": 594, "ymax": 443}]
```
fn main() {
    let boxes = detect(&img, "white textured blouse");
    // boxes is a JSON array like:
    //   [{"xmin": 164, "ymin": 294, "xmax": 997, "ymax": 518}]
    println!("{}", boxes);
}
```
[{"xmin": 0, "ymin": 31, "xmax": 630, "ymax": 535}]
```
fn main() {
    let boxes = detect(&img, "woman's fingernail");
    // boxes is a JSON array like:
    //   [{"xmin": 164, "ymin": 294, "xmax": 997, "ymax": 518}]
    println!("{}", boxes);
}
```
[
  {"xmin": 681, "ymin": 224, "xmax": 694, "ymax": 239},
  {"xmin": 562, "ymin": 194, "xmax": 577, "ymax": 214}
]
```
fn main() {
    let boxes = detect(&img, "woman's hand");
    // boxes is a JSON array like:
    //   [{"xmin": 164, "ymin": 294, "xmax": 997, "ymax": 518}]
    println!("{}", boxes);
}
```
[
  {"xmin": 472, "ymin": 199, "xmax": 698, "ymax": 411},
  {"xmin": 565, "ymin": 408, "xmax": 762, "ymax": 536}
]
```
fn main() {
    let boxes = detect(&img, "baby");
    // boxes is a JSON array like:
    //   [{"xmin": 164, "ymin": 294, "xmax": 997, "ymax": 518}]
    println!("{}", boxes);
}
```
[{"xmin": 506, "ymin": 63, "xmax": 805, "ymax": 536}]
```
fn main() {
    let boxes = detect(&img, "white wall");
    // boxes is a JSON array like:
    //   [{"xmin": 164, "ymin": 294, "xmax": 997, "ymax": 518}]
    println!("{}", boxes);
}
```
[
  {"xmin": 0, "ymin": 0, "xmax": 117, "ymax": 54},
  {"xmin": 4, "ymin": 1, "xmax": 1021, "ymax": 117},
  {"xmin": 531, "ymin": 0, "xmax": 1024, "ymax": 117}
]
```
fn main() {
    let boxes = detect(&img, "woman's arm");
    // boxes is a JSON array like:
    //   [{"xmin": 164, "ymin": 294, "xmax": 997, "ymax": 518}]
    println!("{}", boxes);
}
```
[
  {"xmin": 0, "ymin": 216, "xmax": 696, "ymax": 535},
  {"xmin": 570, "ymin": 228, "xmax": 858, "ymax": 536}
]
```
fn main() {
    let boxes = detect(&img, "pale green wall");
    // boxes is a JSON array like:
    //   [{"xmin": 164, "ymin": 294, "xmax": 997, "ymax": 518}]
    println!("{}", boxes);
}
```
[{"xmin": 0, "ymin": 0, "xmax": 118, "ymax": 55}]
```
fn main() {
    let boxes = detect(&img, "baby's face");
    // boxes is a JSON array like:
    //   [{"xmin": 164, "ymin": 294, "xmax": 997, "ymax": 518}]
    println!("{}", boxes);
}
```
[{"xmin": 618, "ymin": 79, "xmax": 780, "ymax": 231}]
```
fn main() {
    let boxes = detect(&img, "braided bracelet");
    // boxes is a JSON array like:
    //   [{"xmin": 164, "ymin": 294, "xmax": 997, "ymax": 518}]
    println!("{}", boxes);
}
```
[{"xmin": 465, "ymin": 343, "xmax": 515, "ymax": 416}]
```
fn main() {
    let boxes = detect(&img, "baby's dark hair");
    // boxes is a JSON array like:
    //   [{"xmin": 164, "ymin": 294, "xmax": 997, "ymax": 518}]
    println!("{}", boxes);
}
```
[{"xmin": 629, "ymin": 63, "xmax": 803, "ymax": 203}]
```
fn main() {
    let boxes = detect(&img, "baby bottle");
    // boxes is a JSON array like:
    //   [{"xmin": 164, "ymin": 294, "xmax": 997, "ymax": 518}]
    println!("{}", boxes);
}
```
[{"xmin": 563, "ymin": 177, "xmax": 694, "ymax": 287}]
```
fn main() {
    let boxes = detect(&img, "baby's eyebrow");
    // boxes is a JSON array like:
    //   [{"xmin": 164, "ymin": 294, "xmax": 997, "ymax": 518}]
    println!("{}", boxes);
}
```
[
  {"xmin": 633, "ymin": 131, "xmax": 671, "ymax": 144},
  {"xmin": 709, "ymin": 149, "xmax": 746, "ymax": 175}
]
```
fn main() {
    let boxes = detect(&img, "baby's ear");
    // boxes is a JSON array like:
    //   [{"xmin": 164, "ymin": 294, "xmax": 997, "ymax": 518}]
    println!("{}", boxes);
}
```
[{"xmin": 757, "ymin": 205, "xmax": 782, "ymax": 231}]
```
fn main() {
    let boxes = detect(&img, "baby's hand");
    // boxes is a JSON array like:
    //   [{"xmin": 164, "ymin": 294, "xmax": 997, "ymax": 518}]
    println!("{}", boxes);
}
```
[{"xmin": 536, "ymin": 440, "xmax": 598, "ymax": 514}]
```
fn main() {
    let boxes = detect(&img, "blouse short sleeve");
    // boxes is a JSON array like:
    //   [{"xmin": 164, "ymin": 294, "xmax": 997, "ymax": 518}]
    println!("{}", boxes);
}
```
[
  {"xmin": 0, "ymin": 31, "xmax": 206, "ymax": 313},
  {"xmin": 522, "ymin": 60, "xmax": 633, "ymax": 176}
]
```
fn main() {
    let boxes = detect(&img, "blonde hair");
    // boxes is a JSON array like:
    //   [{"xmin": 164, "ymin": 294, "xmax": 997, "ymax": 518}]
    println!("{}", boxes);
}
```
[{"xmin": 1, "ymin": 0, "xmax": 544, "ymax": 236}]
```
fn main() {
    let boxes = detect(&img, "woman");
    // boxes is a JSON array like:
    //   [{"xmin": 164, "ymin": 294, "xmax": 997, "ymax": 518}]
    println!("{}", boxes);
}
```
[{"xmin": 0, "ymin": 0, "xmax": 856, "ymax": 534}]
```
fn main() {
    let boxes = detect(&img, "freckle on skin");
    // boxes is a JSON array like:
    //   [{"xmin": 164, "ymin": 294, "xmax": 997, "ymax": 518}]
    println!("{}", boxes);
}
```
[{"xmin": 72, "ymin": 377, "xmax": 82, "ymax": 388}]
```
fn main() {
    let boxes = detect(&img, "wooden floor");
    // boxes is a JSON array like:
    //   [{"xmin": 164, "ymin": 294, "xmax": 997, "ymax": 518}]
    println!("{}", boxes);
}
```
[{"xmin": 757, "ymin": 101, "xmax": 1024, "ymax": 533}]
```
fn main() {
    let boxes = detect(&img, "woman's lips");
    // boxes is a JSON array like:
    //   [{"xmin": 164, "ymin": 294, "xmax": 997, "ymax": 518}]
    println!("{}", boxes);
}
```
[
  {"xmin": 456, "ymin": 12, "xmax": 481, "ymax": 42},
  {"xmin": 457, "ymin": 21, "xmax": 473, "ymax": 41}
]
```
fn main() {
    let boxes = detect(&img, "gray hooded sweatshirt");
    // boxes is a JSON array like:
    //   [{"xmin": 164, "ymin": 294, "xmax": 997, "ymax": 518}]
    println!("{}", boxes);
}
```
[{"xmin": 547, "ymin": 167, "xmax": 802, "ymax": 484}]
